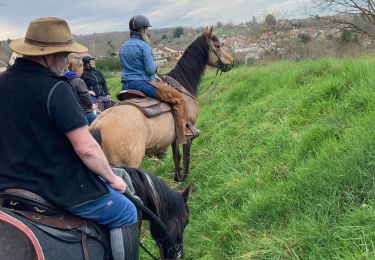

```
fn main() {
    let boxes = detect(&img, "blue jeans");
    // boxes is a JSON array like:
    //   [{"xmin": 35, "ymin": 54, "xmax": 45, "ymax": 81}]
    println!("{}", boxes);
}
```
[
  {"xmin": 86, "ymin": 112, "xmax": 97, "ymax": 125},
  {"xmin": 91, "ymin": 96, "xmax": 97, "ymax": 103},
  {"xmin": 122, "ymin": 80, "xmax": 157, "ymax": 97},
  {"xmin": 67, "ymin": 183, "xmax": 137, "ymax": 229}
]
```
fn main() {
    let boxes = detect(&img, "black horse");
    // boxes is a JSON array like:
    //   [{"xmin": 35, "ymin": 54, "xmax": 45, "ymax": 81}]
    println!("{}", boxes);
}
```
[{"xmin": 0, "ymin": 167, "xmax": 190, "ymax": 260}]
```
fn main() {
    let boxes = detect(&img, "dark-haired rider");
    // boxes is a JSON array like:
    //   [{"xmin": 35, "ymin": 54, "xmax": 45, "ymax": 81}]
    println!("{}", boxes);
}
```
[{"xmin": 81, "ymin": 55, "xmax": 110, "ymax": 104}]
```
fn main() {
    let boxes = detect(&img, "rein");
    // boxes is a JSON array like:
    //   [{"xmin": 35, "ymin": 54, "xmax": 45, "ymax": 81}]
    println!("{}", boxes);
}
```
[
  {"xmin": 124, "ymin": 175, "xmax": 182, "ymax": 260},
  {"xmin": 124, "ymin": 191, "xmax": 166, "ymax": 259},
  {"xmin": 177, "ymin": 86, "xmax": 198, "ymax": 102},
  {"xmin": 157, "ymin": 73, "xmax": 198, "ymax": 102}
]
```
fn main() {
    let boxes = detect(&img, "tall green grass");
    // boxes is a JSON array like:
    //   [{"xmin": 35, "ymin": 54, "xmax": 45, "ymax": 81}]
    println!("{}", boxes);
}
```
[{"xmin": 104, "ymin": 57, "xmax": 375, "ymax": 259}]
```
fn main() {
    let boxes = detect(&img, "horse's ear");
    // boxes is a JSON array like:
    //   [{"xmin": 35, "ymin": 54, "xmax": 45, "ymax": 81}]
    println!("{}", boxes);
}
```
[
  {"xmin": 205, "ymin": 26, "xmax": 213, "ymax": 39},
  {"xmin": 181, "ymin": 185, "xmax": 191, "ymax": 203}
]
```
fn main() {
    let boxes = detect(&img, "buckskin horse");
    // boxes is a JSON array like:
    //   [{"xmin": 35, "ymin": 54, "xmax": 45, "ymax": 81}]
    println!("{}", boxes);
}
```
[
  {"xmin": 0, "ymin": 167, "xmax": 190, "ymax": 260},
  {"xmin": 89, "ymin": 27, "xmax": 234, "ymax": 181}
]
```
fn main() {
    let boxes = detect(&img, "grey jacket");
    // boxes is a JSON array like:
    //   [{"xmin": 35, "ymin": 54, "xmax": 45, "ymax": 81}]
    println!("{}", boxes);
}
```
[{"xmin": 68, "ymin": 77, "xmax": 94, "ymax": 113}]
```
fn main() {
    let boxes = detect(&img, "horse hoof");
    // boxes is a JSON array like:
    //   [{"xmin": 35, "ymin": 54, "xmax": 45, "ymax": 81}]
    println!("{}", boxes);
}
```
[
  {"xmin": 173, "ymin": 175, "xmax": 182, "ymax": 182},
  {"xmin": 173, "ymin": 174, "xmax": 187, "ymax": 182},
  {"xmin": 155, "ymin": 151, "xmax": 167, "ymax": 160}
]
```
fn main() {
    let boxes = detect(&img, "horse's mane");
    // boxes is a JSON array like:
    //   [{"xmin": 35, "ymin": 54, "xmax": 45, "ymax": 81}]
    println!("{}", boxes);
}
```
[
  {"xmin": 167, "ymin": 33, "xmax": 210, "ymax": 96},
  {"xmin": 126, "ymin": 167, "xmax": 185, "ymax": 219},
  {"xmin": 147, "ymin": 174, "xmax": 185, "ymax": 218}
]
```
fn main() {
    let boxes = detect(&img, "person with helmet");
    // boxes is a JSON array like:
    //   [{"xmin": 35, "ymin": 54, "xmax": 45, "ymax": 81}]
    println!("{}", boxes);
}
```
[
  {"xmin": 119, "ymin": 15, "xmax": 195, "ymax": 144},
  {"xmin": 0, "ymin": 17, "xmax": 139, "ymax": 260},
  {"xmin": 81, "ymin": 55, "xmax": 110, "ymax": 103}
]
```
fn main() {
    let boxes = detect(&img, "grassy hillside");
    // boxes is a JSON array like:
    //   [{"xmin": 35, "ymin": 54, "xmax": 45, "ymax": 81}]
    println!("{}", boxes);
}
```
[{"xmin": 104, "ymin": 57, "xmax": 375, "ymax": 259}]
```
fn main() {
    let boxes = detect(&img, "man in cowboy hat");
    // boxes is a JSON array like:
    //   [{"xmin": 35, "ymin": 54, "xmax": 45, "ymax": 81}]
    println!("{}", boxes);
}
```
[{"xmin": 0, "ymin": 17, "xmax": 139, "ymax": 260}]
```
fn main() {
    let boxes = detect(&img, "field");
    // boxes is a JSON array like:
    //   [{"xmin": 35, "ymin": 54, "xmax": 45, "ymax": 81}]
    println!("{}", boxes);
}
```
[{"xmin": 103, "ymin": 57, "xmax": 375, "ymax": 259}]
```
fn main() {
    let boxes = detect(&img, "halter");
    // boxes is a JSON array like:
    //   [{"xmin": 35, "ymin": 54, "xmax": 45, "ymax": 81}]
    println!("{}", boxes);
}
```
[{"xmin": 209, "ymin": 42, "xmax": 234, "ymax": 75}]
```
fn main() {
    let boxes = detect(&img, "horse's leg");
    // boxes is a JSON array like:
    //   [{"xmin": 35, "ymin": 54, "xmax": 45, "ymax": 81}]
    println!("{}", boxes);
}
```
[
  {"xmin": 171, "ymin": 138, "xmax": 182, "ymax": 181},
  {"xmin": 181, "ymin": 139, "xmax": 193, "ymax": 181}
]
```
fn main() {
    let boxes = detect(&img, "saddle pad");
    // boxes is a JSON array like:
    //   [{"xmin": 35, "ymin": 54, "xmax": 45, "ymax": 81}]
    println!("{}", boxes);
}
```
[
  {"xmin": 0, "ymin": 210, "xmax": 45, "ymax": 260},
  {"xmin": 118, "ymin": 97, "xmax": 171, "ymax": 118},
  {"xmin": 1, "ymin": 208, "xmax": 108, "ymax": 260}
]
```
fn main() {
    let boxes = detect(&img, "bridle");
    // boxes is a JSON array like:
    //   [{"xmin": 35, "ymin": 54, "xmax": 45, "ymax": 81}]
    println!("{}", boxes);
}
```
[
  {"xmin": 154, "ymin": 219, "xmax": 184, "ymax": 260},
  {"xmin": 209, "ymin": 41, "xmax": 233, "ymax": 75},
  {"xmin": 124, "ymin": 185, "xmax": 184, "ymax": 260}
]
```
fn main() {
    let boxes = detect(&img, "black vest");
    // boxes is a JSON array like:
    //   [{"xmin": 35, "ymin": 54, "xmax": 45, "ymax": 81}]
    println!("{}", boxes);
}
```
[{"xmin": 0, "ymin": 58, "xmax": 108, "ymax": 208}]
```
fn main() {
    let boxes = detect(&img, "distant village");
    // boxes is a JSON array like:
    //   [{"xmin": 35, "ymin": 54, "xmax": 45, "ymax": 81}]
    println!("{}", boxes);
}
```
[
  {"xmin": 146, "ymin": 18, "xmax": 374, "ymax": 66},
  {"xmin": 1, "ymin": 16, "xmax": 374, "ymax": 71}
]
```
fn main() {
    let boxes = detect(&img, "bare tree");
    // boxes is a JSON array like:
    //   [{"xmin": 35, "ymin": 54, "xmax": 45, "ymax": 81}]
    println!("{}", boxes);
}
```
[
  {"xmin": 265, "ymin": 14, "xmax": 277, "ymax": 29},
  {"xmin": 257, "ymin": 29, "xmax": 289, "ymax": 57},
  {"xmin": 312, "ymin": 0, "xmax": 375, "ymax": 38},
  {"xmin": 256, "ymin": 13, "xmax": 290, "ymax": 58}
]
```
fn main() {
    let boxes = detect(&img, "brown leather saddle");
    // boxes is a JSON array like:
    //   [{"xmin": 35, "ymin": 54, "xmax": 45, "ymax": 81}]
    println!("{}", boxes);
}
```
[
  {"xmin": 117, "ymin": 89, "xmax": 171, "ymax": 118},
  {"xmin": 0, "ymin": 189, "xmax": 110, "ymax": 259}
]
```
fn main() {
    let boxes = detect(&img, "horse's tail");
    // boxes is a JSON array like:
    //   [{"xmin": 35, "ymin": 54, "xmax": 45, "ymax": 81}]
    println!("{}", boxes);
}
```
[{"xmin": 90, "ymin": 127, "xmax": 102, "ymax": 145}]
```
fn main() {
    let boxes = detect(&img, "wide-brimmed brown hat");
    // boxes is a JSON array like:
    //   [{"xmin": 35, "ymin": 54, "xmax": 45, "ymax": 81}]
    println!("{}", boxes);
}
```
[{"xmin": 10, "ymin": 17, "xmax": 87, "ymax": 56}]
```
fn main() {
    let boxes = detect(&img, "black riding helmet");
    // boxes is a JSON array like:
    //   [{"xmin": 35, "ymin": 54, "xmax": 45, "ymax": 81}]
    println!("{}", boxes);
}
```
[
  {"xmin": 129, "ymin": 15, "xmax": 151, "ymax": 31},
  {"xmin": 82, "ymin": 55, "xmax": 95, "ymax": 66}
]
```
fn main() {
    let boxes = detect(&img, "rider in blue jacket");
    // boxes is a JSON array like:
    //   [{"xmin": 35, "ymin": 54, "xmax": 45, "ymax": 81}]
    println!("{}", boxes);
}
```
[
  {"xmin": 120, "ymin": 18, "xmax": 157, "ymax": 97},
  {"xmin": 119, "ymin": 15, "xmax": 197, "ymax": 144}
]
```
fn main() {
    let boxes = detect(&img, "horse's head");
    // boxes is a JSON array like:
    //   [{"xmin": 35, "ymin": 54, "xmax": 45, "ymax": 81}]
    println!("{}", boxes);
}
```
[
  {"xmin": 149, "ymin": 186, "xmax": 190, "ymax": 260},
  {"xmin": 204, "ymin": 27, "xmax": 234, "ymax": 72}
]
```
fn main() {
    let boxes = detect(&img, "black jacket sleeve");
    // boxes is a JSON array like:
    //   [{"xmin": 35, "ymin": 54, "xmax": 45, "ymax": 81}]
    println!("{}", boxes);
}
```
[{"xmin": 98, "ymin": 69, "xmax": 110, "ymax": 96}]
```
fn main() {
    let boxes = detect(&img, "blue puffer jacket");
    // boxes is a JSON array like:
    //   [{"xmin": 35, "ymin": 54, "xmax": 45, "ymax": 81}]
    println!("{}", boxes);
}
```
[{"xmin": 119, "ymin": 32, "xmax": 157, "ymax": 82}]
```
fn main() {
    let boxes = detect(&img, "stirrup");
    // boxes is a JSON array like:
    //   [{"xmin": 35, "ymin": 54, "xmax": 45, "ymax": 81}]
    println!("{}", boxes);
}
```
[{"xmin": 186, "ymin": 122, "xmax": 200, "ymax": 139}]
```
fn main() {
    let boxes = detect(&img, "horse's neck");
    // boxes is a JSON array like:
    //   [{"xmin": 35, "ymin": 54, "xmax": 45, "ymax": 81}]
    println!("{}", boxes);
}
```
[
  {"xmin": 168, "ymin": 46, "xmax": 207, "ymax": 96},
  {"xmin": 168, "ymin": 68, "xmax": 202, "ymax": 97}
]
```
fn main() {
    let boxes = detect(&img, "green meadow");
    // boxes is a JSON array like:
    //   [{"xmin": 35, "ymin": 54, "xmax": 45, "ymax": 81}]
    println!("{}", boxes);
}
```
[{"xmin": 104, "ymin": 57, "xmax": 375, "ymax": 259}]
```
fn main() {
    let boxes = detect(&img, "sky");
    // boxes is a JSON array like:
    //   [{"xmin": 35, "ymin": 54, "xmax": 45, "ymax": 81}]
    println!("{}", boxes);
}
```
[{"xmin": 0, "ymin": 0, "xmax": 309, "ymax": 41}]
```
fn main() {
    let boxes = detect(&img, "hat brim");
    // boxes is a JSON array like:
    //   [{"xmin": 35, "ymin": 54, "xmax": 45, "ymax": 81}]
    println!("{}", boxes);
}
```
[{"xmin": 10, "ymin": 38, "xmax": 88, "ymax": 56}]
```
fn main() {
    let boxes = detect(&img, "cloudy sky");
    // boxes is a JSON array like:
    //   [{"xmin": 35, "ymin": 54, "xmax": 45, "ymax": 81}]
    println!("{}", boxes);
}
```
[{"xmin": 0, "ymin": 0, "xmax": 309, "ymax": 40}]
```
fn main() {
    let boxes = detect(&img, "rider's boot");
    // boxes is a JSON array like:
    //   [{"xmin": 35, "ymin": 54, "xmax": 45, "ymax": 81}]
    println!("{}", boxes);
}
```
[{"xmin": 110, "ymin": 222, "xmax": 140, "ymax": 260}]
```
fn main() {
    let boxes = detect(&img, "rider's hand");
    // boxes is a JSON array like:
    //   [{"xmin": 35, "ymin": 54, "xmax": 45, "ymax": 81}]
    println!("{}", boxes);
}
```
[
  {"xmin": 108, "ymin": 175, "xmax": 127, "ymax": 193},
  {"xmin": 89, "ymin": 91, "xmax": 96, "ymax": 96}
]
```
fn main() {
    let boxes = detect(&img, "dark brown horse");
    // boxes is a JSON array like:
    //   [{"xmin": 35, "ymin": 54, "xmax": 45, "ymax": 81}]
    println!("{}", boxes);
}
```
[
  {"xmin": 90, "ymin": 28, "xmax": 234, "ymax": 181},
  {"xmin": 0, "ymin": 167, "xmax": 190, "ymax": 260}
]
